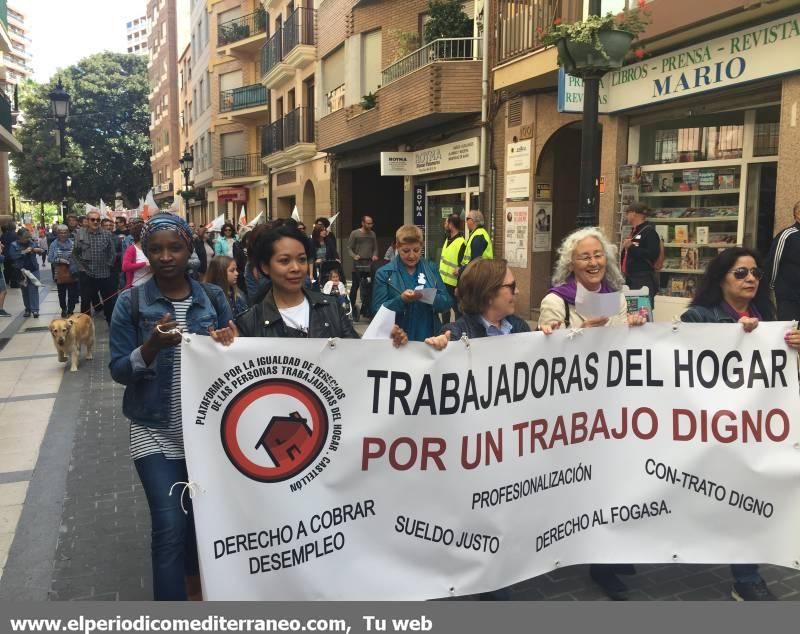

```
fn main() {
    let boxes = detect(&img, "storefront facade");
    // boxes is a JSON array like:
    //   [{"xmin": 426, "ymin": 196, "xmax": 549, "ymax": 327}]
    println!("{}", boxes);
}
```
[{"xmin": 493, "ymin": 1, "xmax": 800, "ymax": 321}]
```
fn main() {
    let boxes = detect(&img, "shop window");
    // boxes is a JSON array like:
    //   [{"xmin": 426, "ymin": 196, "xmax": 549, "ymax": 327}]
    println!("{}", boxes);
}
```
[
  {"xmin": 426, "ymin": 176, "xmax": 466, "ymax": 191},
  {"xmin": 753, "ymin": 105, "xmax": 780, "ymax": 157},
  {"xmin": 639, "ymin": 111, "xmax": 745, "ymax": 164}
]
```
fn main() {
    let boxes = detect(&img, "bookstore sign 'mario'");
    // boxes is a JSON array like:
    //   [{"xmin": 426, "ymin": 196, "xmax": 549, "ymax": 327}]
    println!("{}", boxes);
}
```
[{"xmin": 558, "ymin": 12, "xmax": 800, "ymax": 114}]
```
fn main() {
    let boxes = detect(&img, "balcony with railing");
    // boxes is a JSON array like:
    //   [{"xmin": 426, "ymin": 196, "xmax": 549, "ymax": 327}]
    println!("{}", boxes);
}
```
[
  {"xmin": 319, "ymin": 38, "xmax": 482, "ymax": 154},
  {"xmin": 218, "ymin": 10, "xmax": 268, "ymax": 47},
  {"xmin": 0, "ymin": 78, "xmax": 21, "ymax": 151},
  {"xmin": 219, "ymin": 83, "xmax": 268, "ymax": 121},
  {"xmin": 261, "ymin": 119, "xmax": 284, "ymax": 157},
  {"xmin": 382, "ymin": 37, "xmax": 482, "ymax": 86},
  {"xmin": 260, "ymin": 7, "xmax": 316, "ymax": 89},
  {"xmin": 261, "ymin": 106, "xmax": 316, "ymax": 168},
  {"xmin": 220, "ymin": 153, "xmax": 267, "ymax": 180}
]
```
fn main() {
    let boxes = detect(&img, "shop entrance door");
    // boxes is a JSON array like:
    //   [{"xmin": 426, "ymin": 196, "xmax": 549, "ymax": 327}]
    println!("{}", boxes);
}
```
[{"xmin": 743, "ymin": 162, "xmax": 777, "ymax": 258}]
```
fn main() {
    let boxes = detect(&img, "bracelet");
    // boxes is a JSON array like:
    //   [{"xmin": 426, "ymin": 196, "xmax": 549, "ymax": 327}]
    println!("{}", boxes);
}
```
[{"xmin": 156, "ymin": 324, "xmax": 182, "ymax": 336}]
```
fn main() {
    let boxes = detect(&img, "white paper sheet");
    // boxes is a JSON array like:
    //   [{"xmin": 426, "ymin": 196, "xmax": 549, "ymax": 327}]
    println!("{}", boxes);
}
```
[
  {"xmin": 362, "ymin": 306, "xmax": 396, "ymax": 339},
  {"xmin": 415, "ymin": 286, "xmax": 437, "ymax": 305},
  {"xmin": 574, "ymin": 283, "xmax": 621, "ymax": 319}
]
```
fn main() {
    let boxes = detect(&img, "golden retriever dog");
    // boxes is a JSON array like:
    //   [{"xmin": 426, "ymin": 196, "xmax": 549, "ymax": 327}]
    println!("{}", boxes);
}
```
[{"xmin": 49, "ymin": 313, "xmax": 95, "ymax": 372}]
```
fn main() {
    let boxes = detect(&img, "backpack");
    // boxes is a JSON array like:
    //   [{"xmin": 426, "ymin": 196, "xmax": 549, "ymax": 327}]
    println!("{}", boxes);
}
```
[{"xmin": 129, "ymin": 282, "xmax": 224, "ymax": 345}]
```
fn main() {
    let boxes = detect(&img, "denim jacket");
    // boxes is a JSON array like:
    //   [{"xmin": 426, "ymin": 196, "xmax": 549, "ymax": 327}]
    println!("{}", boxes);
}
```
[
  {"xmin": 109, "ymin": 277, "xmax": 233, "ymax": 427},
  {"xmin": 8, "ymin": 241, "xmax": 40, "ymax": 272}
]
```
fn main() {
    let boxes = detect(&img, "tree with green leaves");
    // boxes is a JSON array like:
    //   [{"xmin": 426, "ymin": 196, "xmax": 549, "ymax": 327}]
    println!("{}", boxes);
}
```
[
  {"xmin": 11, "ymin": 52, "xmax": 151, "ymax": 210},
  {"xmin": 423, "ymin": 0, "xmax": 473, "ymax": 43}
]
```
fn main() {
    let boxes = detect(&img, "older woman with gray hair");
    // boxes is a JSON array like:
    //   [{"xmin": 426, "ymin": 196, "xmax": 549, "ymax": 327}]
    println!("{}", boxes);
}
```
[
  {"xmin": 48, "ymin": 224, "xmax": 80, "ymax": 317},
  {"xmin": 538, "ymin": 226, "xmax": 644, "ymax": 600},
  {"xmin": 538, "ymin": 226, "xmax": 644, "ymax": 329}
]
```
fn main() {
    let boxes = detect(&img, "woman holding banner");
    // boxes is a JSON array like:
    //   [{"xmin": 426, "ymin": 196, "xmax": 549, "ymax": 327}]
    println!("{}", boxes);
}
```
[
  {"xmin": 235, "ymin": 220, "xmax": 407, "ymax": 345},
  {"xmin": 109, "ymin": 213, "xmax": 238, "ymax": 601},
  {"xmin": 537, "ymin": 227, "xmax": 644, "ymax": 329},
  {"xmin": 537, "ymin": 227, "xmax": 646, "ymax": 600},
  {"xmin": 681, "ymin": 246, "xmax": 800, "ymax": 601}
]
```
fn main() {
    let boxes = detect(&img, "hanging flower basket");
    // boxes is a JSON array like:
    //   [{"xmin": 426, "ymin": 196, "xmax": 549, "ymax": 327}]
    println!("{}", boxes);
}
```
[
  {"xmin": 541, "ymin": 0, "xmax": 650, "ymax": 78},
  {"xmin": 556, "ymin": 30, "xmax": 635, "ymax": 77}
]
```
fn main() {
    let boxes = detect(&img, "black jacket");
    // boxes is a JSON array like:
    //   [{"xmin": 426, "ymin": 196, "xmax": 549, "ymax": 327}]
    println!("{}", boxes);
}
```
[
  {"xmin": 442, "ymin": 312, "xmax": 530, "ymax": 339},
  {"xmin": 623, "ymin": 221, "xmax": 660, "ymax": 276},
  {"xmin": 766, "ymin": 222, "xmax": 800, "ymax": 302},
  {"xmin": 193, "ymin": 237, "xmax": 207, "ymax": 274},
  {"xmin": 236, "ymin": 288, "xmax": 359, "ymax": 339}
]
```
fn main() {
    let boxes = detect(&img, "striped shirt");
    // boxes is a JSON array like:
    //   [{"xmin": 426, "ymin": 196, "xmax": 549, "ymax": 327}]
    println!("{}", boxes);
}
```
[{"xmin": 130, "ymin": 297, "xmax": 192, "ymax": 461}]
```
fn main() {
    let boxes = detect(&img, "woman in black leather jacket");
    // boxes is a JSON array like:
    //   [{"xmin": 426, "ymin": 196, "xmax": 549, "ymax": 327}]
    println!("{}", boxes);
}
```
[{"xmin": 235, "ymin": 221, "xmax": 406, "ymax": 344}]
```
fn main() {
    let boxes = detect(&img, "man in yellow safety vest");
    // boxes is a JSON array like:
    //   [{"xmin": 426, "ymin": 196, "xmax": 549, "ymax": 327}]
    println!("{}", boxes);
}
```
[
  {"xmin": 460, "ymin": 210, "xmax": 494, "ymax": 272},
  {"xmin": 438, "ymin": 213, "xmax": 466, "ymax": 324}
]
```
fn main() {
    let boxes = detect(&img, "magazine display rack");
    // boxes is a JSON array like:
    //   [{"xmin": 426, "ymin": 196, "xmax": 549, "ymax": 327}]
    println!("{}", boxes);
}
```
[{"xmin": 617, "ymin": 165, "xmax": 742, "ymax": 299}]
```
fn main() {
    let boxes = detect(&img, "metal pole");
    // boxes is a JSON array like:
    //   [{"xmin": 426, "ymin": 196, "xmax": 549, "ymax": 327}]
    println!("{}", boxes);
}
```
[
  {"xmin": 58, "ymin": 117, "xmax": 67, "ymax": 222},
  {"xmin": 576, "ymin": 0, "xmax": 603, "ymax": 228}
]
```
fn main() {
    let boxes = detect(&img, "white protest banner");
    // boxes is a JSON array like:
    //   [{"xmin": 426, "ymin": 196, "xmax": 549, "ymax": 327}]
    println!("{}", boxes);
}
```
[{"xmin": 181, "ymin": 323, "xmax": 800, "ymax": 600}]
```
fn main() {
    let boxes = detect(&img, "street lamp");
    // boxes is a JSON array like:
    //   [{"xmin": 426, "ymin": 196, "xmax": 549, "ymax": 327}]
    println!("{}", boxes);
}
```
[
  {"xmin": 576, "ymin": 0, "xmax": 603, "ymax": 228},
  {"xmin": 48, "ymin": 78, "xmax": 71, "ymax": 222},
  {"xmin": 179, "ymin": 144, "xmax": 194, "ymax": 203}
]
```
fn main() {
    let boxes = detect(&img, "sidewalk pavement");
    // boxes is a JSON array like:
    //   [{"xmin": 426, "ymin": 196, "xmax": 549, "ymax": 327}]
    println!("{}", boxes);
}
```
[{"xmin": 0, "ymin": 281, "xmax": 798, "ymax": 601}]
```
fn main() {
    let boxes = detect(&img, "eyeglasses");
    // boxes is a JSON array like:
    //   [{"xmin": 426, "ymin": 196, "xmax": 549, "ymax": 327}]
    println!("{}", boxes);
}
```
[
  {"xmin": 730, "ymin": 267, "xmax": 763, "ymax": 280},
  {"xmin": 500, "ymin": 281, "xmax": 517, "ymax": 294},
  {"xmin": 88, "ymin": 218, "xmax": 100, "ymax": 223},
  {"xmin": 575, "ymin": 253, "xmax": 605, "ymax": 263}
]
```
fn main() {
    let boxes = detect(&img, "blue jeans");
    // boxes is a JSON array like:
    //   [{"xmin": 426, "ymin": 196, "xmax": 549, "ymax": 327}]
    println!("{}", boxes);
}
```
[
  {"xmin": 731, "ymin": 564, "xmax": 760, "ymax": 584},
  {"xmin": 134, "ymin": 454, "xmax": 199, "ymax": 601},
  {"xmin": 21, "ymin": 270, "xmax": 40, "ymax": 312}
]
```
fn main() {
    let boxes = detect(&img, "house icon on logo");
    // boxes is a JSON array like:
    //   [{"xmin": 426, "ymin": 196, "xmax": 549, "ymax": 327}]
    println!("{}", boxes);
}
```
[{"xmin": 255, "ymin": 411, "xmax": 313, "ymax": 468}]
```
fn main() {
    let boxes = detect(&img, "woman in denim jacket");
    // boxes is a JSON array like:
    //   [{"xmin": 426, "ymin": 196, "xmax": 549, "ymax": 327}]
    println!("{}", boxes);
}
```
[
  {"xmin": 47, "ymin": 224, "xmax": 80, "ymax": 317},
  {"xmin": 109, "ymin": 213, "xmax": 236, "ymax": 601}
]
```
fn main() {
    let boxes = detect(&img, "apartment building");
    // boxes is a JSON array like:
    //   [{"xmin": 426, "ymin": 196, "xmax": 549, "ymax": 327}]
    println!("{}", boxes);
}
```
[
  {"xmin": 0, "ymin": 2, "xmax": 23, "ymax": 217},
  {"xmin": 492, "ymin": 0, "xmax": 800, "ymax": 320},
  {"xmin": 4, "ymin": 4, "xmax": 31, "ymax": 84},
  {"xmin": 208, "ymin": 0, "xmax": 269, "ymax": 223},
  {"xmin": 316, "ymin": 0, "xmax": 483, "ymax": 260},
  {"xmin": 260, "ymin": 0, "xmax": 328, "ymax": 224},
  {"xmin": 147, "ymin": 0, "xmax": 190, "ymax": 206},
  {"xmin": 126, "ymin": 14, "xmax": 149, "ymax": 55},
  {"xmin": 178, "ymin": 0, "xmax": 216, "ymax": 225}
]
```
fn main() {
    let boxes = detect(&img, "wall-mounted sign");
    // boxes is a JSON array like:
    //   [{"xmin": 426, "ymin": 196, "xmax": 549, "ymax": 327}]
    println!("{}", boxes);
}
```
[
  {"xmin": 533, "ymin": 202, "xmax": 552, "ymax": 253},
  {"xmin": 535, "ymin": 182, "xmax": 551, "ymax": 201},
  {"xmin": 506, "ymin": 140, "xmax": 531, "ymax": 172},
  {"xmin": 380, "ymin": 138, "xmax": 480, "ymax": 176},
  {"xmin": 504, "ymin": 207, "xmax": 528, "ymax": 268},
  {"xmin": 413, "ymin": 184, "xmax": 426, "ymax": 228},
  {"xmin": 381, "ymin": 152, "xmax": 414, "ymax": 176},
  {"xmin": 558, "ymin": 12, "xmax": 800, "ymax": 114},
  {"xmin": 217, "ymin": 187, "xmax": 247, "ymax": 202},
  {"xmin": 506, "ymin": 173, "xmax": 530, "ymax": 201}
]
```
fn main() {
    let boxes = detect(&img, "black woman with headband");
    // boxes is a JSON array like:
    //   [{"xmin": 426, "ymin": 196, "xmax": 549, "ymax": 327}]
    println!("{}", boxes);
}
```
[{"xmin": 109, "ymin": 212, "xmax": 237, "ymax": 601}]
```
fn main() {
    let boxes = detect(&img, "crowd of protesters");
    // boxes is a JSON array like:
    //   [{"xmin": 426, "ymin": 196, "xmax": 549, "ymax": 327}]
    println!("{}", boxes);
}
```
[{"xmin": 4, "ymin": 196, "xmax": 799, "ymax": 603}]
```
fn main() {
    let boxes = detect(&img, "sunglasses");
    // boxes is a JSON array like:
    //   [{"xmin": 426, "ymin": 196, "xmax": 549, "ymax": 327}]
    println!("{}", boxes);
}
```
[
  {"xmin": 88, "ymin": 218, "xmax": 101, "ymax": 223},
  {"xmin": 500, "ymin": 281, "xmax": 517, "ymax": 294},
  {"xmin": 730, "ymin": 267, "xmax": 763, "ymax": 280}
]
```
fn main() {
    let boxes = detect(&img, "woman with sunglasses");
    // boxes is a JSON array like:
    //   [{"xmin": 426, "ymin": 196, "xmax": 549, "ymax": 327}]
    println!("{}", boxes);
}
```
[{"xmin": 681, "ymin": 246, "xmax": 800, "ymax": 601}]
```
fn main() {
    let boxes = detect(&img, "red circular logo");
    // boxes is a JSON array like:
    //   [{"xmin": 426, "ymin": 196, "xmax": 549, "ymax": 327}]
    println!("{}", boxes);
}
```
[{"xmin": 220, "ymin": 379, "xmax": 329, "ymax": 483}]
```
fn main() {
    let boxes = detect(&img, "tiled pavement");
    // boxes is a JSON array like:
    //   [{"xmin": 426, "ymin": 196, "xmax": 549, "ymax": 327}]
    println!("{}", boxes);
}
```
[{"xmin": 0, "ymin": 284, "xmax": 799, "ymax": 601}]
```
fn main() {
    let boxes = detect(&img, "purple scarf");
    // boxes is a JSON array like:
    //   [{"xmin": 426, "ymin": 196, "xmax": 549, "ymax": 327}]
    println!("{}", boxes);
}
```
[{"xmin": 548, "ymin": 275, "xmax": 614, "ymax": 305}]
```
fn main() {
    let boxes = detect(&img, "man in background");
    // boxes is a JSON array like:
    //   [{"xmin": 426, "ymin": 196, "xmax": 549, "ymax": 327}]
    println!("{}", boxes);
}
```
[{"xmin": 347, "ymin": 215, "xmax": 378, "ymax": 321}]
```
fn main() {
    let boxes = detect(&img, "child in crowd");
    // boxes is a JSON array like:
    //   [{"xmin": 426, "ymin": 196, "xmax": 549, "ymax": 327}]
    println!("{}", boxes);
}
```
[{"xmin": 322, "ymin": 269, "xmax": 351, "ymax": 317}]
